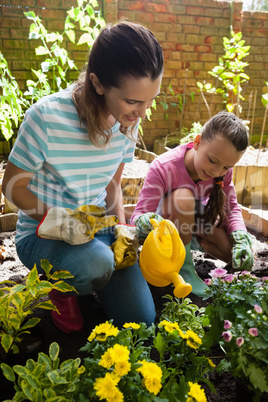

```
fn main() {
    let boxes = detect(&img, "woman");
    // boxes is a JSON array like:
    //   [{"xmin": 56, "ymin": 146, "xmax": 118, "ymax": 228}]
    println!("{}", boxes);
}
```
[{"xmin": 2, "ymin": 21, "xmax": 164, "ymax": 332}]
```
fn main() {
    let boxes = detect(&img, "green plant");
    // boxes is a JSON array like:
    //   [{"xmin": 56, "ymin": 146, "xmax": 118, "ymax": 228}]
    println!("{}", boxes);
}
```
[
  {"xmin": 163, "ymin": 121, "xmax": 202, "ymax": 148},
  {"xmin": 1, "ymin": 297, "xmax": 216, "ymax": 401},
  {"xmin": 203, "ymin": 268, "xmax": 268, "ymax": 401},
  {"xmin": 76, "ymin": 298, "xmax": 215, "ymax": 401},
  {"xmin": 197, "ymin": 30, "xmax": 250, "ymax": 115},
  {"xmin": 0, "ymin": 0, "xmax": 105, "ymax": 145},
  {"xmin": 0, "ymin": 259, "xmax": 75, "ymax": 354},
  {"xmin": 0, "ymin": 52, "xmax": 30, "ymax": 141},
  {"xmin": 1, "ymin": 342, "xmax": 83, "ymax": 401},
  {"xmin": 24, "ymin": 0, "xmax": 105, "ymax": 104},
  {"xmin": 159, "ymin": 82, "xmax": 195, "ymax": 121}
]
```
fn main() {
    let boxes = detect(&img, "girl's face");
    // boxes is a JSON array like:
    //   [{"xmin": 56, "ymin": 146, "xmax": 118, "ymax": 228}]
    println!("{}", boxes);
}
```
[
  {"xmin": 193, "ymin": 134, "xmax": 244, "ymax": 181},
  {"xmin": 91, "ymin": 74, "xmax": 162, "ymax": 128}
]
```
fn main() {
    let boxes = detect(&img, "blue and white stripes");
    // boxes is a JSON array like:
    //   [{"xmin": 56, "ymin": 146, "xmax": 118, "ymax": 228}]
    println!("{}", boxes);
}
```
[{"xmin": 9, "ymin": 86, "xmax": 137, "ymax": 243}]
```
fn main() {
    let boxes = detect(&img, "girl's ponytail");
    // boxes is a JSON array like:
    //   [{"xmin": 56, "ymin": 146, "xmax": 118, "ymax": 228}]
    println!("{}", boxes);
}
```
[{"xmin": 204, "ymin": 177, "xmax": 226, "ymax": 227}]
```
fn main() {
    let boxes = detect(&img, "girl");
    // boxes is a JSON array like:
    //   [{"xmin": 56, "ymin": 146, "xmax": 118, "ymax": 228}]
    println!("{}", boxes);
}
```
[
  {"xmin": 132, "ymin": 111, "xmax": 254, "ymax": 297},
  {"xmin": 2, "ymin": 21, "xmax": 163, "ymax": 332}
]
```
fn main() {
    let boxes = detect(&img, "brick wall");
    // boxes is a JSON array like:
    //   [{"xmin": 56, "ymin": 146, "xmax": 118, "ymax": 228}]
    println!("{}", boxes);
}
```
[{"xmin": 1, "ymin": 0, "xmax": 268, "ymax": 148}]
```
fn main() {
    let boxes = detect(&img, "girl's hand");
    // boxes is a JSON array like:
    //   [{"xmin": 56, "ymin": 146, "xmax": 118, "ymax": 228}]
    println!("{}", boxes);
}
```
[
  {"xmin": 230, "ymin": 230, "xmax": 254, "ymax": 270},
  {"xmin": 134, "ymin": 212, "xmax": 163, "ymax": 241}
]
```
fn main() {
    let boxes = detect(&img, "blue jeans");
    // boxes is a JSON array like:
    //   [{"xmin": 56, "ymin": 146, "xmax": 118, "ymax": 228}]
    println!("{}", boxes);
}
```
[{"xmin": 16, "ymin": 232, "xmax": 156, "ymax": 327}]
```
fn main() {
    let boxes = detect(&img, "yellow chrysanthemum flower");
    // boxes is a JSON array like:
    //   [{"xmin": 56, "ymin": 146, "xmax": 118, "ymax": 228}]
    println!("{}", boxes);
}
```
[
  {"xmin": 88, "ymin": 321, "xmax": 119, "ymax": 342},
  {"xmin": 114, "ymin": 360, "xmax": 131, "ymax": 377},
  {"xmin": 207, "ymin": 358, "xmax": 216, "ymax": 368},
  {"xmin": 187, "ymin": 381, "xmax": 207, "ymax": 402},
  {"xmin": 106, "ymin": 387, "xmax": 124, "ymax": 402},
  {"xmin": 99, "ymin": 349, "xmax": 113, "ymax": 369},
  {"xmin": 137, "ymin": 360, "xmax": 162, "ymax": 380},
  {"xmin": 110, "ymin": 344, "xmax": 130, "ymax": 363},
  {"xmin": 123, "ymin": 322, "xmax": 140, "ymax": 330},
  {"xmin": 93, "ymin": 373, "xmax": 119, "ymax": 400},
  {"xmin": 159, "ymin": 320, "xmax": 180, "ymax": 333},
  {"xmin": 185, "ymin": 330, "xmax": 202, "ymax": 349},
  {"xmin": 144, "ymin": 376, "xmax": 162, "ymax": 395}
]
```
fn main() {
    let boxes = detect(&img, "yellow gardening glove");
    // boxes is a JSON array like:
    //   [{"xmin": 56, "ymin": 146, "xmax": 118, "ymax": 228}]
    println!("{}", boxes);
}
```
[
  {"xmin": 111, "ymin": 224, "xmax": 138, "ymax": 270},
  {"xmin": 37, "ymin": 205, "xmax": 118, "ymax": 245}
]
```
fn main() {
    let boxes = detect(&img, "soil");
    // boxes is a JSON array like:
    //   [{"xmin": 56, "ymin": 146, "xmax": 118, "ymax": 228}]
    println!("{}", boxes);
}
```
[{"xmin": 0, "ymin": 148, "xmax": 267, "ymax": 401}]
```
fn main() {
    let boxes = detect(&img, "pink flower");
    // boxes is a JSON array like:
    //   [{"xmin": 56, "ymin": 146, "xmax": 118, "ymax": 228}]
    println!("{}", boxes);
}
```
[
  {"xmin": 224, "ymin": 320, "xmax": 232, "ymax": 330},
  {"xmin": 248, "ymin": 328, "xmax": 258, "ymax": 337},
  {"xmin": 262, "ymin": 277, "xmax": 268, "ymax": 282},
  {"xmin": 222, "ymin": 331, "xmax": 232, "ymax": 342},
  {"xmin": 236, "ymin": 337, "xmax": 244, "ymax": 347},
  {"xmin": 223, "ymin": 274, "xmax": 235, "ymax": 283},
  {"xmin": 209, "ymin": 268, "xmax": 228, "ymax": 279},
  {"xmin": 254, "ymin": 305, "xmax": 262, "ymax": 314},
  {"xmin": 204, "ymin": 278, "xmax": 212, "ymax": 285}
]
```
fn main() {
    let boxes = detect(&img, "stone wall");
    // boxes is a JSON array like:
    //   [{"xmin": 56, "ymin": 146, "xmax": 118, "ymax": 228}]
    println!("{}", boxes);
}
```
[{"xmin": 1, "ymin": 0, "xmax": 268, "ymax": 147}]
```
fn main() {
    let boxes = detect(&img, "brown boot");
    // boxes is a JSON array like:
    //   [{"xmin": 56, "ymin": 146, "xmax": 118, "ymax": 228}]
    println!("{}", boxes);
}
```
[{"xmin": 49, "ymin": 289, "xmax": 84, "ymax": 334}]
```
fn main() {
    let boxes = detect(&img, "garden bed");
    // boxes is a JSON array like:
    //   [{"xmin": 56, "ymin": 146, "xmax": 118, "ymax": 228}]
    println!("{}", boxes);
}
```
[
  {"xmin": 0, "ymin": 151, "xmax": 267, "ymax": 401},
  {"xmin": 0, "ymin": 226, "xmax": 267, "ymax": 401}
]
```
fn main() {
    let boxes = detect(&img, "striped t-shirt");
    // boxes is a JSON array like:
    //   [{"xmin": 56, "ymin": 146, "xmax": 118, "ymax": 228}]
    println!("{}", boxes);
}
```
[{"xmin": 9, "ymin": 86, "xmax": 138, "ymax": 243}]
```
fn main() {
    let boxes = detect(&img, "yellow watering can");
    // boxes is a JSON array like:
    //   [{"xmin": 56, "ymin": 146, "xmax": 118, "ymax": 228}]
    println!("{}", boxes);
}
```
[{"xmin": 139, "ymin": 219, "xmax": 192, "ymax": 298}]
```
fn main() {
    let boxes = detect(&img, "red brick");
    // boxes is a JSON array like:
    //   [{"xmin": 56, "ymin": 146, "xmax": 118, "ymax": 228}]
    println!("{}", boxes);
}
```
[
  {"xmin": 1, "ymin": 5, "xmax": 25, "ymax": 16},
  {"xmin": 154, "ymin": 13, "xmax": 176, "ymax": 23},
  {"xmin": 195, "ymin": 44, "xmax": 212, "ymax": 53},
  {"xmin": 195, "ymin": 17, "xmax": 214, "ymax": 26},
  {"xmin": 176, "ymin": 43, "xmax": 194, "ymax": 52},
  {"xmin": 40, "ymin": 8, "xmax": 66, "ymax": 19},
  {"xmin": 186, "ymin": 6, "xmax": 205, "ymax": 16},
  {"xmin": 161, "ymin": 42, "xmax": 176, "ymax": 50},
  {"xmin": 3, "ymin": 39, "xmax": 29, "ymax": 49},
  {"xmin": 182, "ymin": 25, "xmax": 200, "ymax": 34},
  {"xmin": 130, "ymin": 1, "xmax": 146, "ymax": 11},
  {"xmin": 37, "ymin": 0, "xmax": 61, "ymax": 8},
  {"xmin": 135, "ymin": 11, "xmax": 154, "ymax": 23},
  {"xmin": 146, "ymin": 3, "xmax": 167, "ymax": 13},
  {"xmin": 0, "ymin": 16, "xmax": 21, "ymax": 26}
]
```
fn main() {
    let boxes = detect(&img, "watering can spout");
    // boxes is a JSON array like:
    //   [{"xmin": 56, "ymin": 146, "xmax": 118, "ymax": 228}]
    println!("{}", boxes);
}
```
[{"xmin": 139, "ymin": 219, "xmax": 192, "ymax": 298}]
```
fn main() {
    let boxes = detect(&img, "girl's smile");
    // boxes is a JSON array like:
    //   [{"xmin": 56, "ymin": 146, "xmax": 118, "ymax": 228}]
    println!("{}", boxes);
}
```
[{"xmin": 185, "ymin": 134, "xmax": 245, "ymax": 182}]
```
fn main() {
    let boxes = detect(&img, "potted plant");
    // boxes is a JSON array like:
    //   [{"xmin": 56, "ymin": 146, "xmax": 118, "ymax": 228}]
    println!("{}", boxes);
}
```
[{"xmin": 203, "ymin": 268, "xmax": 268, "ymax": 402}]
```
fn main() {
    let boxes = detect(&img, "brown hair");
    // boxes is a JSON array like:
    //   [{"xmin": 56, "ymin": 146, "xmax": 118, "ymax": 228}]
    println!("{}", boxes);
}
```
[
  {"xmin": 202, "ymin": 111, "xmax": 249, "ymax": 227},
  {"xmin": 73, "ymin": 21, "xmax": 163, "ymax": 147}
]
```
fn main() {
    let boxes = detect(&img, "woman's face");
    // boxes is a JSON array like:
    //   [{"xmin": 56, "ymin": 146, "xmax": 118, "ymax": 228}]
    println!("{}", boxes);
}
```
[
  {"xmin": 92, "ymin": 74, "xmax": 162, "ymax": 128},
  {"xmin": 193, "ymin": 134, "xmax": 244, "ymax": 181}
]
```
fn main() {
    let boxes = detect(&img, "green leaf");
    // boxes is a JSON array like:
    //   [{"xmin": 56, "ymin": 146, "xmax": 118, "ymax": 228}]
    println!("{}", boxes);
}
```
[
  {"xmin": 20, "ymin": 317, "xmax": 41, "ymax": 331},
  {"xmin": 24, "ymin": 11, "xmax": 36, "ymax": 20},
  {"xmin": 21, "ymin": 379, "xmax": 35, "ymax": 401},
  {"xmin": 1, "ymin": 363, "xmax": 16, "ymax": 382},
  {"xmin": 77, "ymin": 33, "xmax": 93, "ymax": 46},
  {"xmin": 35, "ymin": 46, "xmax": 49, "ymax": 56},
  {"xmin": 49, "ymin": 342, "xmax": 60, "ymax": 362},
  {"xmin": 65, "ymin": 29, "xmax": 75, "ymax": 44},
  {"xmin": 247, "ymin": 365, "xmax": 268, "ymax": 393},
  {"xmin": 26, "ymin": 374, "xmax": 41, "ymax": 390},
  {"xmin": 153, "ymin": 332, "xmax": 166, "ymax": 355},
  {"xmin": 26, "ymin": 265, "xmax": 39, "ymax": 287},
  {"xmin": 1, "ymin": 334, "xmax": 13, "ymax": 353}
]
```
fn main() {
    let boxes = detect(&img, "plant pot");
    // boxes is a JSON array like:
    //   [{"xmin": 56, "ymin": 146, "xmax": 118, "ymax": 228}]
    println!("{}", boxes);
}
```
[{"xmin": 235, "ymin": 377, "xmax": 268, "ymax": 402}]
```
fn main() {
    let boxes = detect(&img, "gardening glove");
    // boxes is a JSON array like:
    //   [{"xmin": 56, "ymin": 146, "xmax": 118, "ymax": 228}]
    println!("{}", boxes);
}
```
[
  {"xmin": 230, "ymin": 230, "xmax": 254, "ymax": 271},
  {"xmin": 134, "ymin": 212, "xmax": 164, "ymax": 241},
  {"xmin": 37, "ymin": 205, "xmax": 118, "ymax": 245},
  {"xmin": 111, "ymin": 224, "xmax": 139, "ymax": 270}
]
